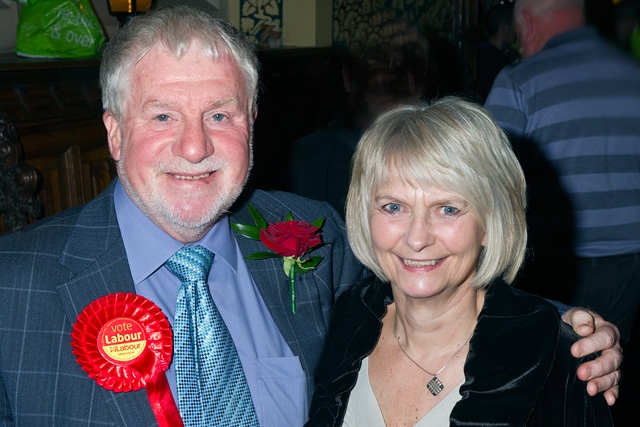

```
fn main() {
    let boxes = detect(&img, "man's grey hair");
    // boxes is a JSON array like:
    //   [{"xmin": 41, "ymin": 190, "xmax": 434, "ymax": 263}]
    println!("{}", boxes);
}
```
[{"xmin": 100, "ymin": 4, "xmax": 259, "ymax": 121}]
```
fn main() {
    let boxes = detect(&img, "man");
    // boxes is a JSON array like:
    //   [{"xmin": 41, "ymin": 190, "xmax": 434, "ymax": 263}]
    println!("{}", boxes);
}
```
[
  {"xmin": 475, "ymin": 2, "xmax": 519, "ymax": 101},
  {"xmin": 289, "ymin": 14, "xmax": 428, "ymax": 217},
  {"xmin": 0, "ymin": 5, "xmax": 622, "ymax": 427},
  {"xmin": 485, "ymin": 0, "xmax": 640, "ymax": 345}
]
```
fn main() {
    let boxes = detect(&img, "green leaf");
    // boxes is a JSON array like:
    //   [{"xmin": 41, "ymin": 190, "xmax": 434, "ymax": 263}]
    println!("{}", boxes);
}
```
[
  {"xmin": 311, "ymin": 217, "xmax": 325, "ymax": 229},
  {"xmin": 305, "ymin": 241, "xmax": 327, "ymax": 255},
  {"xmin": 244, "ymin": 252, "xmax": 280, "ymax": 260},
  {"xmin": 230, "ymin": 223, "xmax": 261, "ymax": 240},
  {"xmin": 294, "ymin": 256, "xmax": 323, "ymax": 274},
  {"xmin": 285, "ymin": 211, "xmax": 293, "ymax": 221},
  {"xmin": 305, "ymin": 255, "xmax": 324, "ymax": 268},
  {"xmin": 247, "ymin": 204, "xmax": 268, "ymax": 229},
  {"xmin": 283, "ymin": 256, "xmax": 295, "ymax": 277}
]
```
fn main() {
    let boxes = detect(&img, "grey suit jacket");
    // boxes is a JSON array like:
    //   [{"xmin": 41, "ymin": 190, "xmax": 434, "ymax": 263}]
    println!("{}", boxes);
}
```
[{"xmin": 0, "ymin": 181, "xmax": 366, "ymax": 426}]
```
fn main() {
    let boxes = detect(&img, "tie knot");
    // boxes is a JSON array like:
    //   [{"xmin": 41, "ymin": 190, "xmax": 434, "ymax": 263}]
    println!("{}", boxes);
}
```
[{"xmin": 166, "ymin": 245, "xmax": 214, "ymax": 283}]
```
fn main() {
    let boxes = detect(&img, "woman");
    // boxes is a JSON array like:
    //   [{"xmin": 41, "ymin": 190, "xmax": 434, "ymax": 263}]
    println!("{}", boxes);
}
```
[{"xmin": 305, "ymin": 97, "xmax": 613, "ymax": 426}]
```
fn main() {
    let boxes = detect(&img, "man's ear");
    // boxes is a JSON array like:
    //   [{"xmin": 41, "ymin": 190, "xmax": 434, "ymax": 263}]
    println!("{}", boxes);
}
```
[
  {"xmin": 103, "ymin": 111, "xmax": 122, "ymax": 161},
  {"xmin": 521, "ymin": 11, "xmax": 533, "ymax": 38},
  {"xmin": 517, "ymin": 11, "xmax": 535, "ymax": 56}
]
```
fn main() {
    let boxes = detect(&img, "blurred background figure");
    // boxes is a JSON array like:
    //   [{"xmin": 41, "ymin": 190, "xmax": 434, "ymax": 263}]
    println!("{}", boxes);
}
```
[
  {"xmin": 485, "ymin": 0, "xmax": 640, "ymax": 347},
  {"xmin": 613, "ymin": 0, "xmax": 640, "ymax": 61},
  {"xmin": 288, "ymin": 12, "xmax": 429, "ymax": 218},
  {"xmin": 474, "ymin": 1, "xmax": 520, "ymax": 102}
]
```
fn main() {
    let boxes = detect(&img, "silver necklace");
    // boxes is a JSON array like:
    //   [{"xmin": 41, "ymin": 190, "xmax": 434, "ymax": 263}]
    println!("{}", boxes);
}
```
[{"xmin": 395, "ymin": 330, "xmax": 473, "ymax": 396}]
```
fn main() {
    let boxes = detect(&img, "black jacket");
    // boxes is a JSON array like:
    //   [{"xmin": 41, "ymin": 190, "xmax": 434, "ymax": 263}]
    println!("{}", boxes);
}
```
[{"xmin": 306, "ymin": 277, "xmax": 613, "ymax": 426}]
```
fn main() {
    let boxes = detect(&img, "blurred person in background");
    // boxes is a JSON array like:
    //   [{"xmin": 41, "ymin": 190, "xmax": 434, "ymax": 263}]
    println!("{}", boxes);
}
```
[
  {"xmin": 288, "ymin": 13, "xmax": 428, "ymax": 218},
  {"xmin": 475, "ymin": 1, "xmax": 520, "ymax": 101},
  {"xmin": 485, "ymin": 0, "xmax": 640, "ymax": 346}
]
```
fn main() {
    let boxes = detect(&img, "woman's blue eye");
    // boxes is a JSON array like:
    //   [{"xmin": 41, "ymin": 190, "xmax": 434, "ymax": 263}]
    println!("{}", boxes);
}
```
[
  {"xmin": 155, "ymin": 114, "xmax": 170, "ymax": 122},
  {"xmin": 384, "ymin": 203, "xmax": 401, "ymax": 213},
  {"xmin": 442, "ymin": 206, "xmax": 459, "ymax": 215}
]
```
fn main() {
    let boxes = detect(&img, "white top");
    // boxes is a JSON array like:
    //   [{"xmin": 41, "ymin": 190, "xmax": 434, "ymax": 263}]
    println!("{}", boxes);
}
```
[{"xmin": 343, "ymin": 357, "xmax": 463, "ymax": 427}]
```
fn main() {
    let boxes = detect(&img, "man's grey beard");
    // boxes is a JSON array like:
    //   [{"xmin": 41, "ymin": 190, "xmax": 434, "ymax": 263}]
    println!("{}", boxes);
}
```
[{"xmin": 116, "ymin": 146, "xmax": 253, "ymax": 243}]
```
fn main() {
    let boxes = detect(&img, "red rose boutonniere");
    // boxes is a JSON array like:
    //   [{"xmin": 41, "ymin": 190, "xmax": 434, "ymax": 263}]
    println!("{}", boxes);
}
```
[{"xmin": 231, "ymin": 205, "xmax": 325, "ymax": 314}]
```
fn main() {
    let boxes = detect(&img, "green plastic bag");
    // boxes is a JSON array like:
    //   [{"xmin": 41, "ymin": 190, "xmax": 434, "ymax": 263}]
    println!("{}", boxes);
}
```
[{"xmin": 15, "ymin": 0, "xmax": 106, "ymax": 58}]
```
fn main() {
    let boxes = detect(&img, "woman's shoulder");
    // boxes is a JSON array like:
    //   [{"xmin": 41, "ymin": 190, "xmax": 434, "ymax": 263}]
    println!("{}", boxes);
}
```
[
  {"xmin": 484, "ymin": 279, "xmax": 561, "ymax": 320},
  {"xmin": 478, "ymin": 280, "xmax": 595, "ymax": 384},
  {"xmin": 454, "ymin": 281, "xmax": 613, "ymax": 425},
  {"xmin": 475, "ymin": 280, "xmax": 568, "ymax": 372}
]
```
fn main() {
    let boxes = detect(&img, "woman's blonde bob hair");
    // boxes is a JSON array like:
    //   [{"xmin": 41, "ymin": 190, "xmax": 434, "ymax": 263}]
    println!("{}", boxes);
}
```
[{"xmin": 346, "ymin": 96, "xmax": 527, "ymax": 287}]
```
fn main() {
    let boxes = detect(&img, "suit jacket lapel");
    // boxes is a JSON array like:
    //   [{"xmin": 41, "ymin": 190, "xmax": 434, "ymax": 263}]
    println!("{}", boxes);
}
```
[
  {"xmin": 55, "ymin": 183, "xmax": 159, "ymax": 427},
  {"xmin": 232, "ymin": 219, "xmax": 300, "ymax": 347},
  {"xmin": 229, "ymin": 192, "xmax": 315, "ymax": 367}
]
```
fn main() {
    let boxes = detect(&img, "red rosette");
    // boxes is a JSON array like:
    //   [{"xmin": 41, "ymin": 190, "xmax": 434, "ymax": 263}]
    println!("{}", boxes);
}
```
[
  {"xmin": 71, "ymin": 293, "xmax": 183, "ymax": 427},
  {"xmin": 71, "ymin": 292, "xmax": 172, "ymax": 392}
]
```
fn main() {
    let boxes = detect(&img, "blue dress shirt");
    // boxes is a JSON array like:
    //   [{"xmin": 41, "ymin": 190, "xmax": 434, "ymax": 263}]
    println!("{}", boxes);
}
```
[{"xmin": 114, "ymin": 181, "xmax": 307, "ymax": 426}]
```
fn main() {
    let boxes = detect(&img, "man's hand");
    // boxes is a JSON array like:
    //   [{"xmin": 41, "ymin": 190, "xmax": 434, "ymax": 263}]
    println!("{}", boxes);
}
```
[{"xmin": 563, "ymin": 308, "xmax": 622, "ymax": 406}]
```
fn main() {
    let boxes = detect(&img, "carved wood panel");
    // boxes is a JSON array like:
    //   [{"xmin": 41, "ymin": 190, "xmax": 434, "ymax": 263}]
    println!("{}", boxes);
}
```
[
  {"xmin": 0, "ymin": 56, "xmax": 115, "ymax": 233},
  {"xmin": 0, "ymin": 113, "xmax": 43, "ymax": 232}
]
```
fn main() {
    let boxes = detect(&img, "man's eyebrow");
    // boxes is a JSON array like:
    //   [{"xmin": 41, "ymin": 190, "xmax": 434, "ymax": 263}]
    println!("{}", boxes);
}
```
[
  {"xmin": 143, "ymin": 97, "xmax": 242, "ymax": 110},
  {"xmin": 207, "ymin": 97, "xmax": 242, "ymax": 108},
  {"xmin": 143, "ymin": 100, "xmax": 176, "ymax": 110}
]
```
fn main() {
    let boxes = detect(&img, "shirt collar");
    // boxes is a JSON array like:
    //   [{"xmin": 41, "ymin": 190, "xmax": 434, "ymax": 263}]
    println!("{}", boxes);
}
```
[{"xmin": 114, "ymin": 179, "xmax": 239, "ymax": 284}]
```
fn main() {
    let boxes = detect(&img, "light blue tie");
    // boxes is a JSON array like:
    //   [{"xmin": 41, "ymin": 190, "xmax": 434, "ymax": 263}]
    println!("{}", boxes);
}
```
[{"xmin": 166, "ymin": 246, "xmax": 259, "ymax": 426}]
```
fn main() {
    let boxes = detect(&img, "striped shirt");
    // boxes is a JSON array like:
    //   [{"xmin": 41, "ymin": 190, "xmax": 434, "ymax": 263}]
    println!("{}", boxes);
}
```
[{"xmin": 485, "ymin": 27, "xmax": 640, "ymax": 258}]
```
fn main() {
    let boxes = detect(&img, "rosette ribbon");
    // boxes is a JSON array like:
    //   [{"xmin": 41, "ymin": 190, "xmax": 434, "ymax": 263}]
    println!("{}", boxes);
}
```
[{"xmin": 71, "ymin": 293, "xmax": 183, "ymax": 427}]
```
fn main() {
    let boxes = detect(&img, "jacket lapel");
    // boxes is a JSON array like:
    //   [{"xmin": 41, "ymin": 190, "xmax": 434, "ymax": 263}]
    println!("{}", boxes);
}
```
[
  {"xmin": 55, "ymin": 183, "xmax": 159, "ymax": 427},
  {"xmin": 232, "ymin": 216, "xmax": 300, "ymax": 348},
  {"xmin": 229, "ymin": 191, "xmax": 324, "ymax": 378},
  {"xmin": 451, "ymin": 282, "xmax": 558, "ymax": 426}
]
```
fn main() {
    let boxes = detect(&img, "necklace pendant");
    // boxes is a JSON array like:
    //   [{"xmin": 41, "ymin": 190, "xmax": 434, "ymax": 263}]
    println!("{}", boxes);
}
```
[{"xmin": 426, "ymin": 376, "xmax": 444, "ymax": 396}]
